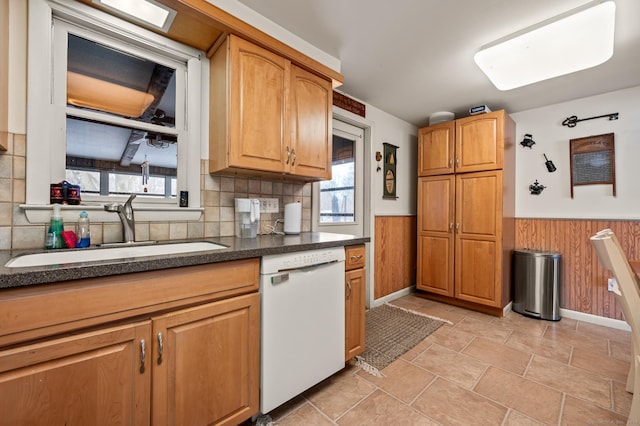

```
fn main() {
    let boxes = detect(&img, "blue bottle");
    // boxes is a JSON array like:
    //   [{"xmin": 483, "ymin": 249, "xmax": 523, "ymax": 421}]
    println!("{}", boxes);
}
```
[{"xmin": 76, "ymin": 211, "xmax": 91, "ymax": 248}]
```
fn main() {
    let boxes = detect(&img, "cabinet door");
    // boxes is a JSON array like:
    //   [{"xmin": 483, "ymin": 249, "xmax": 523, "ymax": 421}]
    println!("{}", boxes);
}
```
[
  {"xmin": 289, "ymin": 64, "xmax": 332, "ymax": 179},
  {"xmin": 455, "ymin": 171, "xmax": 502, "ymax": 306},
  {"xmin": 455, "ymin": 110, "xmax": 504, "ymax": 173},
  {"xmin": 416, "ymin": 176, "xmax": 455, "ymax": 296},
  {"xmin": 152, "ymin": 292, "xmax": 260, "ymax": 426},
  {"xmin": 0, "ymin": 321, "xmax": 151, "ymax": 426},
  {"xmin": 229, "ymin": 36, "xmax": 290, "ymax": 172},
  {"xmin": 345, "ymin": 268, "xmax": 366, "ymax": 361},
  {"xmin": 418, "ymin": 121, "xmax": 455, "ymax": 176}
]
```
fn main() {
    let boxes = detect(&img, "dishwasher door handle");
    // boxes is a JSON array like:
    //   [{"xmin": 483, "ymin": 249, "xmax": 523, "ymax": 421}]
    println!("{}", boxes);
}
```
[{"xmin": 271, "ymin": 273, "xmax": 289, "ymax": 285}]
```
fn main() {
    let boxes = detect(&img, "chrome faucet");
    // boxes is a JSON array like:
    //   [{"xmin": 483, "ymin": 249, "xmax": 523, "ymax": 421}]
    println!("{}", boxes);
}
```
[{"xmin": 104, "ymin": 194, "xmax": 136, "ymax": 243}]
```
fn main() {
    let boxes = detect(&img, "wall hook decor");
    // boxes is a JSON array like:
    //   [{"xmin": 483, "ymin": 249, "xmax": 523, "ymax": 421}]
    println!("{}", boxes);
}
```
[
  {"xmin": 543, "ymin": 154, "xmax": 557, "ymax": 172},
  {"xmin": 520, "ymin": 134, "xmax": 536, "ymax": 148},
  {"xmin": 562, "ymin": 112, "xmax": 618, "ymax": 128},
  {"xmin": 529, "ymin": 180, "xmax": 546, "ymax": 195}
]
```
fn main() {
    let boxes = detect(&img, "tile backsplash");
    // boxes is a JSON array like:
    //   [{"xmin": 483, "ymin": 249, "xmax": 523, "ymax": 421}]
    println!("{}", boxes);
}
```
[{"xmin": 1, "ymin": 132, "xmax": 312, "ymax": 250}]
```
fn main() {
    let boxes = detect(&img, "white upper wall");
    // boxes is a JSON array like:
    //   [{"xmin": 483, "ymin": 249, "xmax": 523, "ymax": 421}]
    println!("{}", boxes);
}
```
[
  {"xmin": 512, "ymin": 85, "xmax": 640, "ymax": 219},
  {"xmin": 205, "ymin": 0, "xmax": 341, "ymax": 72}
]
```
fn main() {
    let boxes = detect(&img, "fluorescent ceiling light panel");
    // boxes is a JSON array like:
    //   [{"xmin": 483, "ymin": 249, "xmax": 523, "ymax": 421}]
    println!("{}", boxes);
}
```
[
  {"xmin": 94, "ymin": 0, "xmax": 177, "ymax": 32},
  {"xmin": 474, "ymin": 0, "xmax": 616, "ymax": 90}
]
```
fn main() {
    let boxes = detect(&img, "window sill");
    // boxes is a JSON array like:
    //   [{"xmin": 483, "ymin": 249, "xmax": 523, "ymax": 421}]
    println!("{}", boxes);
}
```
[{"xmin": 21, "ymin": 204, "xmax": 203, "ymax": 224}]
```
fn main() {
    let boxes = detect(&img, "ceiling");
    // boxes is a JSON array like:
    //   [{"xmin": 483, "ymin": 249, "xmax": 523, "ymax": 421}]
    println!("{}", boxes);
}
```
[{"xmin": 237, "ymin": 0, "xmax": 640, "ymax": 127}]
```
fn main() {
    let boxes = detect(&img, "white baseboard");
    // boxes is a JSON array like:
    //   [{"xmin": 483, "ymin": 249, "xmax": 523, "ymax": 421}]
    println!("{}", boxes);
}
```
[
  {"xmin": 560, "ymin": 308, "xmax": 630, "ymax": 331},
  {"xmin": 378, "ymin": 288, "xmax": 630, "ymax": 332},
  {"xmin": 371, "ymin": 286, "xmax": 414, "ymax": 308}
]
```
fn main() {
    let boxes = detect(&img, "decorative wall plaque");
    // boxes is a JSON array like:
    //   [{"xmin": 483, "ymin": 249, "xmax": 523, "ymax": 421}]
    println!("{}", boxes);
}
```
[
  {"xmin": 569, "ymin": 133, "xmax": 615, "ymax": 198},
  {"xmin": 383, "ymin": 143, "xmax": 398, "ymax": 199}
]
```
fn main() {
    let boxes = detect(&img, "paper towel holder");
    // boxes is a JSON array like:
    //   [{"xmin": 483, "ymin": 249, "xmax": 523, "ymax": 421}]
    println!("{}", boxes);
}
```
[{"xmin": 284, "ymin": 201, "xmax": 301, "ymax": 235}]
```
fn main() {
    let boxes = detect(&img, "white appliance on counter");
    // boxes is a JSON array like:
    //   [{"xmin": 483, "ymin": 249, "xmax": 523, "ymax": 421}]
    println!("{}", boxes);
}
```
[{"xmin": 260, "ymin": 247, "xmax": 345, "ymax": 414}]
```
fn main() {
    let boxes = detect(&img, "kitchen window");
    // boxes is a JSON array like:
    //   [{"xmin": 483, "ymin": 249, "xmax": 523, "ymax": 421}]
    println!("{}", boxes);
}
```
[{"xmin": 25, "ymin": 0, "xmax": 205, "ymax": 222}]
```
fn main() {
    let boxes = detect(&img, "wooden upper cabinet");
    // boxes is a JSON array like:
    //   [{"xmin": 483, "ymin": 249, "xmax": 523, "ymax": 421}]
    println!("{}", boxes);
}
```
[
  {"xmin": 455, "ymin": 110, "xmax": 505, "ymax": 173},
  {"xmin": 210, "ymin": 35, "xmax": 289, "ymax": 174},
  {"xmin": 418, "ymin": 110, "xmax": 510, "ymax": 176},
  {"xmin": 210, "ymin": 35, "xmax": 332, "ymax": 181},
  {"xmin": 289, "ymin": 64, "xmax": 332, "ymax": 180},
  {"xmin": 418, "ymin": 121, "xmax": 454, "ymax": 176}
]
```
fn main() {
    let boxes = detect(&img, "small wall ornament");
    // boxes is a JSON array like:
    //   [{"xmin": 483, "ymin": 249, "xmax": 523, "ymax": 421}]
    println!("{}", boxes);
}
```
[{"xmin": 529, "ymin": 180, "xmax": 546, "ymax": 195}]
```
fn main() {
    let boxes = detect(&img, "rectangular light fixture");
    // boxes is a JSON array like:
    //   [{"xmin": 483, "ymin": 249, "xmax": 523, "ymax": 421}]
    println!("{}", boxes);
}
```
[
  {"xmin": 93, "ymin": 0, "xmax": 177, "ymax": 32},
  {"xmin": 474, "ymin": 0, "xmax": 616, "ymax": 91},
  {"xmin": 67, "ymin": 71, "xmax": 155, "ymax": 118}
]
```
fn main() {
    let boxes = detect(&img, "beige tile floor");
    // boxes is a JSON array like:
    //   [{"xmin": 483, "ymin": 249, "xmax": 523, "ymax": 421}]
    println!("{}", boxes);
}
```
[{"xmin": 261, "ymin": 293, "xmax": 633, "ymax": 425}]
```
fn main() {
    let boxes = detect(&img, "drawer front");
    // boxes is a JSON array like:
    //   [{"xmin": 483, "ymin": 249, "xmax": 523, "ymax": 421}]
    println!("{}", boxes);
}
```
[{"xmin": 345, "ymin": 245, "xmax": 366, "ymax": 271}]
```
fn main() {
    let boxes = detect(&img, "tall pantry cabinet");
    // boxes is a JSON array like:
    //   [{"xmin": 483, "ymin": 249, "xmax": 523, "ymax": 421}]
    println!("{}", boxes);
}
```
[{"xmin": 416, "ymin": 110, "xmax": 515, "ymax": 315}]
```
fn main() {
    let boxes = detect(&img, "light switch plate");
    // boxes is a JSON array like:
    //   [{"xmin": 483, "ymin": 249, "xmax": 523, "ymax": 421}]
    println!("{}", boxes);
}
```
[
  {"xmin": 259, "ymin": 198, "xmax": 279, "ymax": 213},
  {"xmin": 608, "ymin": 278, "xmax": 617, "ymax": 291}
]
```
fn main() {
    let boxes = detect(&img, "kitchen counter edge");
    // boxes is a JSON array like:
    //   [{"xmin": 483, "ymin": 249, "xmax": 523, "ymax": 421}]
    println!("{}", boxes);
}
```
[{"xmin": 0, "ymin": 233, "xmax": 370, "ymax": 289}]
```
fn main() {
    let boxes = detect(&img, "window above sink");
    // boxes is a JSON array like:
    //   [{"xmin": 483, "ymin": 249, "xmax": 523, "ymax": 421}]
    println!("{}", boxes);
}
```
[{"xmin": 24, "ymin": 0, "xmax": 206, "ymax": 222}]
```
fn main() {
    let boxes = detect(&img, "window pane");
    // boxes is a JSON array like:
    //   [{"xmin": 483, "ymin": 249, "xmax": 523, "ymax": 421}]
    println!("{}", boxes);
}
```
[
  {"xmin": 109, "ymin": 173, "xmax": 166, "ymax": 196},
  {"xmin": 65, "ymin": 33, "xmax": 178, "ymax": 199},
  {"xmin": 67, "ymin": 34, "xmax": 176, "ymax": 125},
  {"xmin": 66, "ymin": 170, "xmax": 100, "ymax": 193},
  {"xmin": 320, "ymin": 135, "xmax": 355, "ymax": 223}
]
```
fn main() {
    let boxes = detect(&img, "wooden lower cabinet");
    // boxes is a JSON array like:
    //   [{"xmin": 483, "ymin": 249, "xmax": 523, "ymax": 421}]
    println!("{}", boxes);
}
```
[
  {"xmin": 0, "ymin": 260, "xmax": 261, "ymax": 426},
  {"xmin": 345, "ymin": 245, "xmax": 366, "ymax": 361},
  {"xmin": 0, "ymin": 321, "xmax": 152, "ymax": 426},
  {"xmin": 152, "ymin": 293, "xmax": 260, "ymax": 426}
]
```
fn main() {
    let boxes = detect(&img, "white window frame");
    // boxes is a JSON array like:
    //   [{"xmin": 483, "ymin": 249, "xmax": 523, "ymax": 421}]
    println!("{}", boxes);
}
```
[{"xmin": 24, "ymin": 0, "xmax": 205, "ymax": 223}]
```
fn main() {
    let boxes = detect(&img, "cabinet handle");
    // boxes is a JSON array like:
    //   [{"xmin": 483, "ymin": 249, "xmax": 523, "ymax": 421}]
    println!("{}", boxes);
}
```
[
  {"xmin": 139, "ymin": 339, "xmax": 146, "ymax": 374},
  {"xmin": 291, "ymin": 149, "xmax": 296, "ymax": 166},
  {"xmin": 449, "ymin": 159, "xmax": 453, "ymax": 168},
  {"xmin": 455, "ymin": 223, "xmax": 460, "ymax": 232},
  {"xmin": 449, "ymin": 223, "xmax": 453, "ymax": 233},
  {"xmin": 286, "ymin": 147, "xmax": 291, "ymax": 164},
  {"xmin": 455, "ymin": 157, "xmax": 459, "ymax": 167},
  {"xmin": 157, "ymin": 332, "xmax": 164, "ymax": 365},
  {"xmin": 350, "ymin": 254, "xmax": 363, "ymax": 260},
  {"xmin": 346, "ymin": 280, "xmax": 352, "ymax": 299}
]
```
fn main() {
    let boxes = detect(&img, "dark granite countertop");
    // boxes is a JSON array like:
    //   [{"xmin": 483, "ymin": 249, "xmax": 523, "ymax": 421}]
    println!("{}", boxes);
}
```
[{"xmin": 0, "ymin": 233, "xmax": 370, "ymax": 289}]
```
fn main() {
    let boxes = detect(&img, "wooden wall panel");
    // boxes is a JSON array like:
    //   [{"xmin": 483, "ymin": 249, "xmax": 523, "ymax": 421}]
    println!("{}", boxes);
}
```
[
  {"xmin": 515, "ymin": 218, "xmax": 640, "ymax": 320},
  {"xmin": 374, "ymin": 216, "xmax": 417, "ymax": 300}
]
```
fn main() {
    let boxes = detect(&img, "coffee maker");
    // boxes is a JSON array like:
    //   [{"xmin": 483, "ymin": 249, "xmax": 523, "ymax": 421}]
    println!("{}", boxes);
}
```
[{"xmin": 235, "ymin": 198, "xmax": 260, "ymax": 238}]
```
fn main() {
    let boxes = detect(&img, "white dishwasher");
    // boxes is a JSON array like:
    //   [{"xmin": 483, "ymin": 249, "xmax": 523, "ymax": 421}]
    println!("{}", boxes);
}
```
[{"xmin": 260, "ymin": 247, "xmax": 345, "ymax": 414}]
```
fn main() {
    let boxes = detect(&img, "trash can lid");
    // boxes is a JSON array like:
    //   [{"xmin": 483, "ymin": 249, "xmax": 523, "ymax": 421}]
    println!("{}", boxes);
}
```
[{"xmin": 513, "ymin": 249, "xmax": 561, "ymax": 257}]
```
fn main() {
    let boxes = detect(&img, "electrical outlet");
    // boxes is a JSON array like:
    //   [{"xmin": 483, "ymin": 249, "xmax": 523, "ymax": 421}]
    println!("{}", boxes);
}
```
[
  {"xmin": 608, "ymin": 278, "xmax": 617, "ymax": 291},
  {"xmin": 259, "ymin": 198, "xmax": 279, "ymax": 213}
]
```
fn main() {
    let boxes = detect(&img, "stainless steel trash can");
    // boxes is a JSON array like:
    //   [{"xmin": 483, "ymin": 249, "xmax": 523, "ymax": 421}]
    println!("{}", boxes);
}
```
[{"xmin": 512, "ymin": 249, "xmax": 562, "ymax": 321}]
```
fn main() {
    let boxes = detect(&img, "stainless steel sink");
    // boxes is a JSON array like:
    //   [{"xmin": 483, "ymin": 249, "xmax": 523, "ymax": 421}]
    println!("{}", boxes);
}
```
[{"xmin": 4, "ymin": 241, "xmax": 227, "ymax": 268}]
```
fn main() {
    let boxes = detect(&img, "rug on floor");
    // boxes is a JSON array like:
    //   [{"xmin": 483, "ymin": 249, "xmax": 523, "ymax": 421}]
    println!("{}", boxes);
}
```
[{"xmin": 355, "ymin": 303, "xmax": 446, "ymax": 377}]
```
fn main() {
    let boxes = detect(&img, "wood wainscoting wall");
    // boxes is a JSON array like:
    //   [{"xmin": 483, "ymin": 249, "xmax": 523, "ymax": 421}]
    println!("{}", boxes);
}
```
[
  {"xmin": 374, "ymin": 215, "xmax": 417, "ymax": 300},
  {"xmin": 515, "ymin": 218, "xmax": 640, "ymax": 320}
]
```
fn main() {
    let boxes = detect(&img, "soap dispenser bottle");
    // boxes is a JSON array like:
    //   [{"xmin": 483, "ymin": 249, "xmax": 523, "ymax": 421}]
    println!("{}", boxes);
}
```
[
  {"xmin": 76, "ymin": 211, "xmax": 91, "ymax": 248},
  {"xmin": 45, "ymin": 204, "xmax": 64, "ymax": 249}
]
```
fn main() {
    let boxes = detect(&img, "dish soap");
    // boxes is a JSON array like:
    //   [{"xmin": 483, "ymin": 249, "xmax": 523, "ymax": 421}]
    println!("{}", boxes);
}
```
[
  {"xmin": 76, "ymin": 211, "xmax": 91, "ymax": 248},
  {"xmin": 45, "ymin": 204, "xmax": 64, "ymax": 249}
]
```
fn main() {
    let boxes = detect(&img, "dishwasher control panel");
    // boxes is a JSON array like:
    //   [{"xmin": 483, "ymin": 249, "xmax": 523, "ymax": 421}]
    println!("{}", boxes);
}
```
[{"xmin": 261, "ymin": 247, "xmax": 346, "ymax": 274}]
